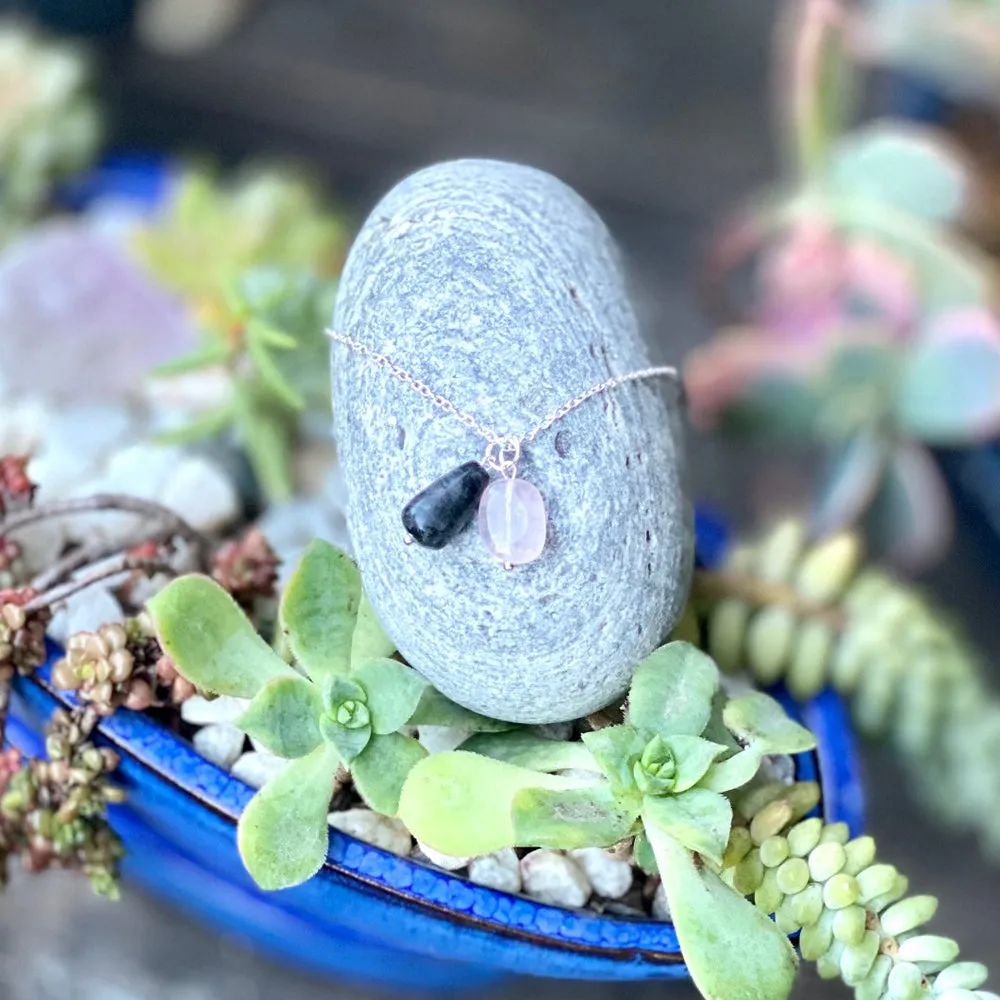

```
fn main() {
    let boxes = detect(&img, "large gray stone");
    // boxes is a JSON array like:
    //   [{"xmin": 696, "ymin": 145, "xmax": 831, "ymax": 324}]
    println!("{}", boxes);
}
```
[{"xmin": 331, "ymin": 159, "xmax": 691, "ymax": 723}]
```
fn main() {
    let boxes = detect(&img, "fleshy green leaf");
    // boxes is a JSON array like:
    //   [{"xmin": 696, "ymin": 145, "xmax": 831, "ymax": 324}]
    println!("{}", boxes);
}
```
[
  {"xmin": 350, "ymin": 592, "xmax": 396, "ymax": 668},
  {"xmin": 351, "ymin": 732, "xmax": 428, "ymax": 816},
  {"xmin": 582, "ymin": 724, "xmax": 646, "ymax": 791},
  {"xmin": 642, "ymin": 789, "xmax": 733, "ymax": 866},
  {"xmin": 319, "ymin": 715, "xmax": 371, "ymax": 764},
  {"xmin": 247, "ymin": 316, "xmax": 299, "ymax": 350},
  {"xmin": 828, "ymin": 124, "xmax": 967, "ymax": 224},
  {"xmin": 151, "ymin": 339, "xmax": 231, "ymax": 377},
  {"xmin": 511, "ymin": 782, "xmax": 640, "ymax": 850},
  {"xmin": 721, "ymin": 372, "xmax": 823, "ymax": 441},
  {"xmin": 407, "ymin": 687, "xmax": 515, "ymax": 733},
  {"xmin": 148, "ymin": 575, "xmax": 295, "ymax": 699},
  {"xmin": 237, "ymin": 743, "xmax": 340, "ymax": 890},
  {"xmin": 353, "ymin": 658, "xmax": 429, "ymax": 735},
  {"xmin": 459, "ymin": 731, "xmax": 599, "ymax": 773},
  {"xmin": 664, "ymin": 736, "xmax": 729, "ymax": 793},
  {"xmin": 233, "ymin": 382, "xmax": 295, "ymax": 501},
  {"xmin": 646, "ymin": 823, "xmax": 798, "ymax": 1000},
  {"xmin": 700, "ymin": 748, "xmax": 764, "ymax": 794},
  {"xmin": 627, "ymin": 642, "xmax": 719, "ymax": 739},
  {"xmin": 152, "ymin": 402, "xmax": 235, "ymax": 446},
  {"xmin": 397, "ymin": 752, "xmax": 575, "ymax": 857},
  {"xmin": 236, "ymin": 675, "xmax": 323, "ymax": 759},
  {"xmin": 723, "ymin": 693, "xmax": 817, "ymax": 755},
  {"xmin": 896, "ymin": 314, "xmax": 1000, "ymax": 443},
  {"xmin": 811, "ymin": 428, "xmax": 889, "ymax": 537},
  {"xmin": 633, "ymin": 829, "xmax": 657, "ymax": 875},
  {"xmin": 862, "ymin": 442, "xmax": 953, "ymax": 569},
  {"xmin": 280, "ymin": 540, "xmax": 361, "ymax": 681},
  {"xmin": 247, "ymin": 334, "xmax": 306, "ymax": 411}
]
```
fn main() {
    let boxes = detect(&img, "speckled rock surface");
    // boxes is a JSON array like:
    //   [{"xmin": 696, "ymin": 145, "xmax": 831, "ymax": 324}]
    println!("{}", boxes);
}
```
[{"xmin": 332, "ymin": 159, "xmax": 691, "ymax": 723}]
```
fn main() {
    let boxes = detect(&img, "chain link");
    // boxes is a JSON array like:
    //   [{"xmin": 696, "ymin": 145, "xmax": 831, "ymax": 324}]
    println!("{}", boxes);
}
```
[{"xmin": 327, "ymin": 327, "xmax": 681, "ymax": 452}]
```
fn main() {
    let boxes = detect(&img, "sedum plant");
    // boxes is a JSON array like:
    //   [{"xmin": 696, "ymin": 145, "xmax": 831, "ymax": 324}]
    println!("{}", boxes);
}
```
[
  {"xmin": 686, "ymin": 0, "xmax": 1000, "ymax": 567},
  {"xmin": 146, "ymin": 539, "xmax": 506, "ymax": 890},
  {"xmin": 399, "ymin": 641, "xmax": 816, "ymax": 1000},
  {"xmin": 152, "ymin": 268, "xmax": 338, "ymax": 500}
]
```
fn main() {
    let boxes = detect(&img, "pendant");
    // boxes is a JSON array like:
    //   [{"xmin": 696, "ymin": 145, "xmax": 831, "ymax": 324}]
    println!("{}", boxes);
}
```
[
  {"xmin": 478, "ymin": 477, "xmax": 547, "ymax": 567},
  {"xmin": 401, "ymin": 461, "xmax": 490, "ymax": 549}
]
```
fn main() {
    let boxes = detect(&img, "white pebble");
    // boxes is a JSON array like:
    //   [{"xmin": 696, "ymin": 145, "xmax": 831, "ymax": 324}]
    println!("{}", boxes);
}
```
[
  {"xmin": 193, "ymin": 723, "xmax": 245, "ymax": 770},
  {"xmin": 62, "ymin": 586, "xmax": 124, "ymax": 637},
  {"xmin": 162, "ymin": 455, "xmax": 239, "ymax": 533},
  {"xmin": 328, "ymin": 808, "xmax": 412, "ymax": 856},
  {"xmin": 417, "ymin": 841, "xmax": 470, "ymax": 871},
  {"xmin": 416, "ymin": 725, "xmax": 471, "ymax": 755},
  {"xmin": 570, "ymin": 848, "xmax": 633, "ymax": 899},
  {"xmin": 231, "ymin": 750, "xmax": 289, "ymax": 789},
  {"xmin": 520, "ymin": 850, "xmax": 591, "ymax": 908},
  {"xmin": 529, "ymin": 722, "xmax": 574, "ymax": 741},
  {"xmin": 652, "ymin": 882, "xmax": 672, "ymax": 921},
  {"xmin": 181, "ymin": 694, "xmax": 248, "ymax": 726},
  {"xmin": 468, "ymin": 849, "xmax": 522, "ymax": 894}
]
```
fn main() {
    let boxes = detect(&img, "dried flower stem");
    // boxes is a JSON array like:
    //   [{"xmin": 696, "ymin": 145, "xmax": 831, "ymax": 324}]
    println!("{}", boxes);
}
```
[
  {"xmin": 23, "ymin": 558, "xmax": 178, "ymax": 615},
  {"xmin": 0, "ymin": 494, "xmax": 211, "ymax": 570}
]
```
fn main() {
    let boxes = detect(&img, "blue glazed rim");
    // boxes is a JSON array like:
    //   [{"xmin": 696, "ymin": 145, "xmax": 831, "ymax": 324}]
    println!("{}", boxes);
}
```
[{"xmin": 9, "ymin": 648, "xmax": 864, "ymax": 978}]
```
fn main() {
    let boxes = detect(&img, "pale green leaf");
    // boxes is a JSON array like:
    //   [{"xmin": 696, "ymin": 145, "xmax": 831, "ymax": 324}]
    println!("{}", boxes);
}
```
[
  {"xmin": 148, "ymin": 575, "xmax": 295, "ymax": 699},
  {"xmin": 512, "ymin": 782, "xmax": 640, "ymax": 850},
  {"xmin": 152, "ymin": 402, "xmax": 235, "ymax": 446},
  {"xmin": 350, "ymin": 591, "xmax": 396, "ymax": 668},
  {"xmin": 627, "ymin": 642, "xmax": 719, "ymax": 739},
  {"xmin": 280, "ymin": 540, "xmax": 361, "ymax": 681},
  {"xmin": 646, "ymin": 823, "xmax": 798, "ymax": 1000},
  {"xmin": 246, "ymin": 316, "xmax": 299, "ymax": 350},
  {"xmin": 582, "ymin": 724, "xmax": 645, "ymax": 791},
  {"xmin": 828, "ymin": 124, "xmax": 967, "ymax": 224},
  {"xmin": 460, "ymin": 731, "xmax": 599, "ymax": 773},
  {"xmin": 723, "ymin": 693, "xmax": 817, "ymax": 755},
  {"xmin": 247, "ymin": 335, "xmax": 306, "ymax": 411},
  {"xmin": 353, "ymin": 658, "xmax": 429, "ymax": 735},
  {"xmin": 319, "ymin": 715, "xmax": 371, "ymax": 764},
  {"xmin": 151, "ymin": 340, "xmax": 230, "ymax": 377},
  {"xmin": 236, "ymin": 675, "xmax": 323, "ymax": 759},
  {"xmin": 397, "ymin": 751, "xmax": 575, "ymax": 857},
  {"xmin": 633, "ymin": 829, "xmax": 657, "ymax": 875},
  {"xmin": 896, "ymin": 321, "xmax": 1000, "ymax": 443},
  {"xmin": 351, "ymin": 732, "xmax": 428, "ymax": 816},
  {"xmin": 665, "ymin": 736, "xmax": 729, "ymax": 793},
  {"xmin": 643, "ymin": 789, "xmax": 733, "ymax": 866},
  {"xmin": 700, "ymin": 748, "xmax": 764, "ymax": 794},
  {"xmin": 233, "ymin": 383, "xmax": 295, "ymax": 501},
  {"xmin": 407, "ymin": 687, "xmax": 515, "ymax": 732},
  {"xmin": 237, "ymin": 743, "xmax": 340, "ymax": 890}
]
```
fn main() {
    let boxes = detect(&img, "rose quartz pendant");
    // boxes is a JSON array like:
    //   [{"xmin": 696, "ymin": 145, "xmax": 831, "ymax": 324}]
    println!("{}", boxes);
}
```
[{"xmin": 477, "ymin": 477, "xmax": 547, "ymax": 566}]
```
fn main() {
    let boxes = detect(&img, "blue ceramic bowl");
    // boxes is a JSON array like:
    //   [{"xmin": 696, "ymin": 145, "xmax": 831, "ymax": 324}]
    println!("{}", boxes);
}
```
[{"xmin": 7, "ymin": 656, "xmax": 864, "ymax": 994}]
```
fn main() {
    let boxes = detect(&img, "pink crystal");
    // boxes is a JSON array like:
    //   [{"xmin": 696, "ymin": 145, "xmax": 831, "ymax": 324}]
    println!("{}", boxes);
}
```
[{"xmin": 478, "ymin": 477, "xmax": 547, "ymax": 566}]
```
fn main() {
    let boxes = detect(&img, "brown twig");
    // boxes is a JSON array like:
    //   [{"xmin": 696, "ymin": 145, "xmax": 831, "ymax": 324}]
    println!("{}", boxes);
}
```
[
  {"xmin": 23, "ymin": 558, "xmax": 179, "ymax": 615},
  {"xmin": 0, "ymin": 494, "xmax": 211, "ymax": 571},
  {"xmin": 692, "ymin": 568, "xmax": 846, "ymax": 629},
  {"xmin": 29, "ymin": 518, "xmax": 188, "ymax": 592}
]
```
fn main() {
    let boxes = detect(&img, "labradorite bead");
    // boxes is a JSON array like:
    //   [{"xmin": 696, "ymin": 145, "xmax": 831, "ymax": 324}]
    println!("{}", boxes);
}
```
[{"xmin": 402, "ymin": 461, "xmax": 490, "ymax": 549}]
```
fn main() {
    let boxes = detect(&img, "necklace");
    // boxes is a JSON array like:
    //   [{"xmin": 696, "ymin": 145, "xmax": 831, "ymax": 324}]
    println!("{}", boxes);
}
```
[{"xmin": 328, "ymin": 328, "xmax": 682, "ymax": 568}]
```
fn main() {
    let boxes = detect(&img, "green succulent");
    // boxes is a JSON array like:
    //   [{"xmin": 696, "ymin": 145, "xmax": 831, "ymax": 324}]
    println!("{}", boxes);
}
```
[
  {"xmin": 152, "ymin": 267, "xmax": 338, "ymax": 501},
  {"xmin": 146, "ymin": 539, "xmax": 507, "ymax": 890},
  {"xmin": 398, "ymin": 641, "xmax": 817, "ymax": 1000}
]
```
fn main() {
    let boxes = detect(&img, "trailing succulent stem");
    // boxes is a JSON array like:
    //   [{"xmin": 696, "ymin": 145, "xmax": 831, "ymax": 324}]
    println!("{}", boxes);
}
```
[
  {"xmin": 696, "ymin": 519, "xmax": 1000, "ymax": 862},
  {"xmin": 725, "ymin": 782, "xmax": 995, "ymax": 1000}
]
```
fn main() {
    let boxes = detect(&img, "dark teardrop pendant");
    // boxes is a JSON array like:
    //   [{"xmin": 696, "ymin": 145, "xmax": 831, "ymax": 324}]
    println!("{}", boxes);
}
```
[{"xmin": 401, "ymin": 461, "xmax": 490, "ymax": 549}]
